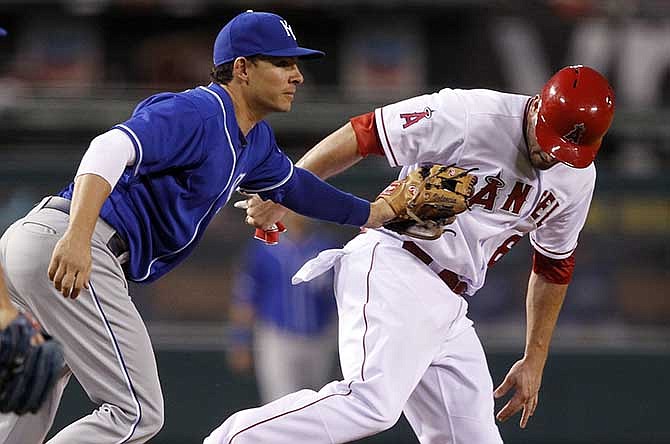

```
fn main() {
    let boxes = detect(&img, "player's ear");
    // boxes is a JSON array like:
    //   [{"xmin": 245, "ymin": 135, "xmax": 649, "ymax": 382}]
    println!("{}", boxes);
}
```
[{"xmin": 232, "ymin": 57, "xmax": 250, "ymax": 82}]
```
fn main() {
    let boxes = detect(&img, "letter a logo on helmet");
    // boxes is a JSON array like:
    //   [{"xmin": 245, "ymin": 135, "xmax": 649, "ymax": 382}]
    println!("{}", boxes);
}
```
[
  {"xmin": 563, "ymin": 123, "xmax": 586, "ymax": 144},
  {"xmin": 535, "ymin": 65, "xmax": 615, "ymax": 168}
]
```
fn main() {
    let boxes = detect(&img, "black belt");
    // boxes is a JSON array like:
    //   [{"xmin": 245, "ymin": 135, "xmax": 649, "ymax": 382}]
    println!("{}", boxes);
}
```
[
  {"xmin": 42, "ymin": 197, "xmax": 128, "ymax": 259},
  {"xmin": 402, "ymin": 241, "xmax": 468, "ymax": 295}
]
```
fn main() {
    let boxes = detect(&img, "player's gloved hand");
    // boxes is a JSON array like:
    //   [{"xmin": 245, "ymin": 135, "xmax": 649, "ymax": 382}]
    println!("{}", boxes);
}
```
[
  {"xmin": 377, "ymin": 163, "xmax": 477, "ymax": 240},
  {"xmin": 493, "ymin": 356, "xmax": 544, "ymax": 429},
  {"xmin": 0, "ymin": 313, "xmax": 64, "ymax": 415},
  {"xmin": 234, "ymin": 194, "xmax": 290, "ymax": 245}
]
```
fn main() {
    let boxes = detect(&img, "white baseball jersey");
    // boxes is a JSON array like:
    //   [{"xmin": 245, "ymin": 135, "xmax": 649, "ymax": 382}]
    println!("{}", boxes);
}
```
[{"xmin": 375, "ymin": 88, "xmax": 595, "ymax": 293}]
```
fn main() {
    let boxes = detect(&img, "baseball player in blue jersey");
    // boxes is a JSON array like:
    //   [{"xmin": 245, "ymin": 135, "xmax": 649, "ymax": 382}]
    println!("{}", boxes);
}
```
[{"xmin": 0, "ymin": 11, "xmax": 394, "ymax": 444}]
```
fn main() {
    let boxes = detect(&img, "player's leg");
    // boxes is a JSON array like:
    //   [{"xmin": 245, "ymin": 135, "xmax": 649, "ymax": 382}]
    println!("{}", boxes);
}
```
[
  {"xmin": 402, "ymin": 324, "xmax": 503, "ymax": 444},
  {"xmin": 254, "ymin": 322, "xmax": 303, "ymax": 403},
  {"xmin": 204, "ymin": 238, "xmax": 466, "ymax": 444},
  {"xmin": 296, "ymin": 322, "xmax": 338, "ymax": 391},
  {"xmin": 255, "ymin": 322, "xmax": 337, "ymax": 403},
  {"xmin": 2, "ymin": 208, "xmax": 164, "ymax": 444}
]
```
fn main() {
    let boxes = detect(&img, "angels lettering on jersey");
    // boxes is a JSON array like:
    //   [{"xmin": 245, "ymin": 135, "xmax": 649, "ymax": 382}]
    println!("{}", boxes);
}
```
[
  {"xmin": 468, "ymin": 171, "xmax": 559, "ymax": 227},
  {"xmin": 464, "ymin": 170, "xmax": 562, "ymax": 267}
]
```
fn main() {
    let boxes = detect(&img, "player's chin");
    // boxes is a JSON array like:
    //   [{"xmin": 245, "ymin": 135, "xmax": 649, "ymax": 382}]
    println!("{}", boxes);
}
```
[
  {"xmin": 272, "ymin": 100, "xmax": 293, "ymax": 113},
  {"xmin": 282, "ymin": 95, "xmax": 295, "ymax": 111}
]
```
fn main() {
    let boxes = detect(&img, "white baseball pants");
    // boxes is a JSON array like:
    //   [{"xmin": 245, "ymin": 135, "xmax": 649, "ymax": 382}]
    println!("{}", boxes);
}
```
[{"xmin": 205, "ymin": 230, "xmax": 502, "ymax": 444}]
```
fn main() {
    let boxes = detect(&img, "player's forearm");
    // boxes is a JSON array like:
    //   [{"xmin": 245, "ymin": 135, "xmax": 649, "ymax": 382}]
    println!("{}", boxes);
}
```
[
  {"xmin": 296, "ymin": 122, "xmax": 363, "ymax": 180},
  {"xmin": 66, "ymin": 174, "xmax": 112, "ymax": 241},
  {"xmin": 268, "ymin": 168, "xmax": 371, "ymax": 226},
  {"xmin": 523, "ymin": 271, "xmax": 569, "ymax": 367}
]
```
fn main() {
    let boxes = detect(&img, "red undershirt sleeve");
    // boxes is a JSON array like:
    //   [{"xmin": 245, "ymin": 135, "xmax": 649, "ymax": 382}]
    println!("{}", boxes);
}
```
[
  {"xmin": 350, "ymin": 112, "xmax": 385, "ymax": 157},
  {"xmin": 532, "ymin": 249, "xmax": 576, "ymax": 285}
]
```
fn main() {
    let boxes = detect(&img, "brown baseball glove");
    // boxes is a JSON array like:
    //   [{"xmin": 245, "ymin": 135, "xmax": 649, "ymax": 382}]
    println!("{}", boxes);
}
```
[{"xmin": 377, "ymin": 164, "xmax": 477, "ymax": 240}]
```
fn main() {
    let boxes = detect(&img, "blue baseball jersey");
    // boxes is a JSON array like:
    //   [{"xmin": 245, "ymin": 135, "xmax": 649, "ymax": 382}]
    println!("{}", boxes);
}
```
[
  {"xmin": 60, "ymin": 83, "xmax": 298, "ymax": 283},
  {"xmin": 233, "ymin": 234, "xmax": 338, "ymax": 335}
]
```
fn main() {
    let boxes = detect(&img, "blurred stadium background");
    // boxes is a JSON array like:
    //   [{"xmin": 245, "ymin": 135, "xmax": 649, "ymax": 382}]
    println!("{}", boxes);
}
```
[{"xmin": 0, "ymin": 0, "xmax": 669, "ymax": 443}]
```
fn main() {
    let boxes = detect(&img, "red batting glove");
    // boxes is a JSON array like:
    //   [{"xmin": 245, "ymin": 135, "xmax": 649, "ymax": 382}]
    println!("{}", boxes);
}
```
[{"xmin": 253, "ymin": 221, "xmax": 287, "ymax": 245}]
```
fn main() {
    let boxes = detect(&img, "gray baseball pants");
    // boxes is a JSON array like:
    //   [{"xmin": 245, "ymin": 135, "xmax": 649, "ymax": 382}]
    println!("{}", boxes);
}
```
[
  {"xmin": 0, "ymin": 197, "xmax": 164, "ymax": 443},
  {"xmin": 254, "ymin": 321, "xmax": 338, "ymax": 404}
]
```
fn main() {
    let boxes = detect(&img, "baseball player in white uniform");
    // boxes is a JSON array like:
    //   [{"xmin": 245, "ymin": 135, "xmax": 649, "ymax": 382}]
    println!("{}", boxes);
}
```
[{"xmin": 206, "ymin": 65, "xmax": 615, "ymax": 443}]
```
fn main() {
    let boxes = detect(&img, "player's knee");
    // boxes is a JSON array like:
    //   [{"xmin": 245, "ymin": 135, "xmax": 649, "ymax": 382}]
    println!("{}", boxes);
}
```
[
  {"xmin": 366, "ymin": 408, "xmax": 402, "ymax": 433},
  {"xmin": 349, "ymin": 383, "xmax": 403, "ymax": 433}
]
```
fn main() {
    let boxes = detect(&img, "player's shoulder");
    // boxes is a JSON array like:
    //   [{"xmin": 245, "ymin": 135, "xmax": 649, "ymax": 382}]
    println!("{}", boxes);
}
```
[
  {"xmin": 451, "ymin": 89, "xmax": 530, "ymax": 118},
  {"xmin": 544, "ymin": 162, "xmax": 596, "ymax": 196},
  {"xmin": 132, "ymin": 88, "xmax": 215, "ymax": 120},
  {"xmin": 178, "ymin": 86, "xmax": 223, "ymax": 119}
]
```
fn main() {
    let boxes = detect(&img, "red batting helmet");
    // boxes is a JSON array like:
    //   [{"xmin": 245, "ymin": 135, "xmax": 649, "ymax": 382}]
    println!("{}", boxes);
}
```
[{"xmin": 535, "ymin": 65, "xmax": 615, "ymax": 168}]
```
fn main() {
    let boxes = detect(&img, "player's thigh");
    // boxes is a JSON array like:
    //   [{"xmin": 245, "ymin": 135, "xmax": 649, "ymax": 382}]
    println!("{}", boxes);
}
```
[
  {"xmin": 2, "ymin": 210, "xmax": 68, "ymax": 310},
  {"xmin": 334, "ymin": 241, "xmax": 465, "ymax": 409},
  {"xmin": 403, "ymin": 326, "xmax": 502, "ymax": 444}
]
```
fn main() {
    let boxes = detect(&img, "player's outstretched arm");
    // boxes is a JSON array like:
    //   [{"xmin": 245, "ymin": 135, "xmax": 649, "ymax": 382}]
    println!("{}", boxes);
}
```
[
  {"xmin": 494, "ymin": 271, "xmax": 568, "ymax": 428},
  {"xmin": 48, "ymin": 174, "xmax": 111, "ymax": 299},
  {"xmin": 238, "ymin": 121, "xmax": 369, "ymax": 231},
  {"xmin": 296, "ymin": 122, "xmax": 363, "ymax": 180}
]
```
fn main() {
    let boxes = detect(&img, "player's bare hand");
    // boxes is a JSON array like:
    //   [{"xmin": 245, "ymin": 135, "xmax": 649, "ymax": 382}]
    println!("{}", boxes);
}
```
[
  {"xmin": 494, "ymin": 357, "xmax": 544, "ymax": 429},
  {"xmin": 47, "ymin": 231, "xmax": 92, "ymax": 299},
  {"xmin": 364, "ymin": 199, "xmax": 396, "ymax": 228},
  {"xmin": 234, "ymin": 194, "xmax": 288, "ymax": 231}
]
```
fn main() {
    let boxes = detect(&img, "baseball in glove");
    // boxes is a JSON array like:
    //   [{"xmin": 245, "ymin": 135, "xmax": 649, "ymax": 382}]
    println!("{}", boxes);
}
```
[
  {"xmin": 0, "ymin": 313, "xmax": 64, "ymax": 415},
  {"xmin": 377, "ymin": 164, "xmax": 477, "ymax": 240}
]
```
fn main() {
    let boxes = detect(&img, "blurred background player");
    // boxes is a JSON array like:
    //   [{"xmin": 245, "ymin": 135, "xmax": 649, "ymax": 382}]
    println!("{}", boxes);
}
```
[{"xmin": 228, "ymin": 212, "xmax": 339, "ymax": 403}]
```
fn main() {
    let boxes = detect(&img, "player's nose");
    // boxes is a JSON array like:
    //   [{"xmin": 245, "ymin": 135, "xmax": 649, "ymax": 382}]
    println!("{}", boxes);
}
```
[{"xmin": 290, "ymin": 65, "xmax": 304, "ymax": 85}]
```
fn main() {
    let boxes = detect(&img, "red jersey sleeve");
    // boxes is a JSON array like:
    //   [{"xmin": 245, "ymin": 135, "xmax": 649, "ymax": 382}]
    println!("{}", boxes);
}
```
[
  {"xmin": 350, "ymin": 112, "xmax": 384, "ymax": 157},
  {"xmin": 532, "ymin": 249, "xmax": 576, "ymax": 285}
]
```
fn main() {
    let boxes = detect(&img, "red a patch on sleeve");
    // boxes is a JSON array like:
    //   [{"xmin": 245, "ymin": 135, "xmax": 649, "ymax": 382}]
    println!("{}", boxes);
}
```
[{"xmin": 400, "ymin": 107, "xmax": 434, "ymax": 129}]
